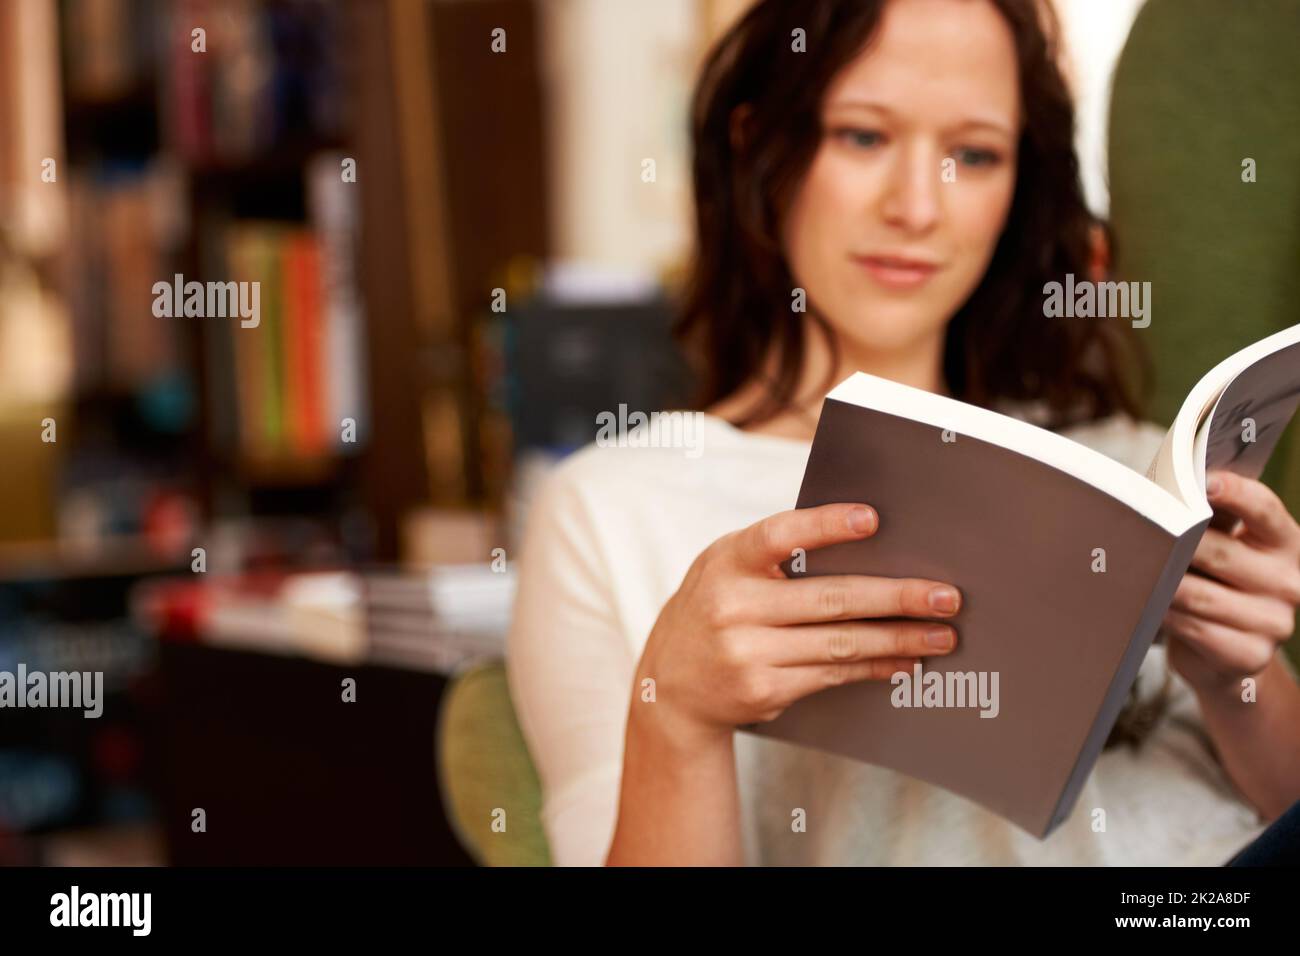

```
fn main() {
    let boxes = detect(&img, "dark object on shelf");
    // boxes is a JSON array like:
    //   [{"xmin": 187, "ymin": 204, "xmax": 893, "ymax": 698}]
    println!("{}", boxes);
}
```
[
  {"xmin": 155, "ymin": 642, "xmax": 474, "ymax": 865},
  {"xmin": 509, "ymin": 296, "xmax": 696, "ymax": 455},
  {"xmin": 0, "ymin": 557, "xmax": 174, "ymax": 837}
]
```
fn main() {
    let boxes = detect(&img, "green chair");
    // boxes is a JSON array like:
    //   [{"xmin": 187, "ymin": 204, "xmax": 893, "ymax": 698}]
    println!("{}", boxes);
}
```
[
  {"xmin": 1108, "ymin": 0, "xmax": 1300, "ymax": 663},
  {"xmin": 435, "ymin": 659, "xmax": 551, "ymax": 866}
]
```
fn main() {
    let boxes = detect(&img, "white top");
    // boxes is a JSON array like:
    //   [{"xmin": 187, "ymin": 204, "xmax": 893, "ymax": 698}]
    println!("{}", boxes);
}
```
[{"xmin": 505, "ymin": 410, "xmax": 1269, "ymax": 866}]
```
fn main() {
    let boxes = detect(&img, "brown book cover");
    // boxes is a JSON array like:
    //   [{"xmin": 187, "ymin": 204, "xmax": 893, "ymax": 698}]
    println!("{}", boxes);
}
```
[{"xmin": 749, "ymin": 325, "xmax": 1300, "ymax": 837}]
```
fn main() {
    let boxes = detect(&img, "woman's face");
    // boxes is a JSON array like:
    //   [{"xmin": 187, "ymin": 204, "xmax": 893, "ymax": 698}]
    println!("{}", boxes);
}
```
[{"xmin": 781, "ymin": 0, "xmax": 1021, "ymax": 359}]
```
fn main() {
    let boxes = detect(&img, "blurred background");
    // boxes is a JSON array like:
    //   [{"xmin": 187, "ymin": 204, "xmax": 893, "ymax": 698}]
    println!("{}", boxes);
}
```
[
  {"xmin": 0, "ymin": 0, "xmax": 754, "ymax": 866},
  {"xmin": 1, "ymin": 0, "xmax": 1295, "ymax": 866}
]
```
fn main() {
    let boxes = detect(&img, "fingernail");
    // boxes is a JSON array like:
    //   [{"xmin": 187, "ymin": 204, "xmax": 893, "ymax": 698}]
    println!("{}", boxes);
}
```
[
  {"xmin": 925, "ymin": 626, "xmax": 954, "ymax": 649},
  {"xmin": 1206, "ymin": 475, "xmax": 1222, "ymax": 497},
  {"xmin": 848, "ymin": 506, "xmax": 875, "ymax": 533},
  {"xmin": 929, "ymin": 586, "xmax": 959, "ymax": 614}
]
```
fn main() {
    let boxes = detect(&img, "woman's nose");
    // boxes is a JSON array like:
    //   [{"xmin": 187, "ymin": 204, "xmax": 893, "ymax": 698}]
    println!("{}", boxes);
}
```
[{"xmin": 880, "ymin": 142, "xmax": 942, "ymax": 234}]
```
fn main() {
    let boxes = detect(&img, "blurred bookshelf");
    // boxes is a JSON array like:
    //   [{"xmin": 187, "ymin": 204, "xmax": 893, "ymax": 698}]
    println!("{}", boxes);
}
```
[
  {"xmin": 59, "ymin": 0, "xmax": 369, "ymax": 552},
  {"xmin": 0, "ymin": 0, "xmax": 721, "ymax": 864},
  {"xmin": 31, "ymin": 0, "xmax": 553, "ymax": 559},
  {"xmin": 0, "ymin": 0, "xmax": 552, "ymax": 862}
]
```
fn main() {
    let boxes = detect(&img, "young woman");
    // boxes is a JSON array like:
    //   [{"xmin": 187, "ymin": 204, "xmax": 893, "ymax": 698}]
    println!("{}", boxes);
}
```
[{"xmin": 506, "ymin": 0, "xmax": 1300, "ymax": 865}]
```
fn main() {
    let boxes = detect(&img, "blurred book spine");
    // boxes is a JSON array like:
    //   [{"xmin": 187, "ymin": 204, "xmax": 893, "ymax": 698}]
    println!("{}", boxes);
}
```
[
  {"xmin": 163, "ymin": 0, "xmax": 347, "ymax": 165},
  {"xmin": 63, "ymin": 0, "xmax": 157, "ymax": 102},
  {"xmin": 307, "ymin": 151, "xmax": 369, "ymax": 453},
  {"xmin": 285, "ymin": 231, "xmax": 326, "ymax": 457},
  {"xmin": 218, "ymin": 201, "xmax": 366, "ymax": 467}
]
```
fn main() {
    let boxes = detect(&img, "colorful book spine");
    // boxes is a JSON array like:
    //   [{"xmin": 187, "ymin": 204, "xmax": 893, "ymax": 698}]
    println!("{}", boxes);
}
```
[
  {"xmin": 259, "ymin": 227, "xmax": 284, "ymax": 451},
  {"xmin": 225, "ymin": 225, "xmax": 269, "ymax": 458},
  {"xmin": 308, "ymin": 153, "xmax": 368, "ymax": 453},
  {"xmin": 284, "ymin": 232, "xmax": 327, "ymax": 457},
  {"xmin": 223, "ymin": 216, "xmax": 360, "ymax": 465}
]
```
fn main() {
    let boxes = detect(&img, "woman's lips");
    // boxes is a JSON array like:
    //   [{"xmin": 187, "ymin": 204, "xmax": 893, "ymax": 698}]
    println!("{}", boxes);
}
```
[{"xmin": 853, "ymin": 254, "xmax": 941, "ymax": 290}]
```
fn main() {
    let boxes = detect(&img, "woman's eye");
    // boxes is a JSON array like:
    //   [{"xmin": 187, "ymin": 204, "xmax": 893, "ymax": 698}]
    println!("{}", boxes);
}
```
[
  {"xmin": 835, "ymin": 128, "xmax": 885, "ymax": 149},
  {"xmin": 954, "ymin": 147, "xmax": 1002, "ymax": 168}
]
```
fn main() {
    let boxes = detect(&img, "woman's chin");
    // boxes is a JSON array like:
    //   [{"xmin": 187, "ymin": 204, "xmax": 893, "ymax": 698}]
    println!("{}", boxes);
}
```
[{"xmin": 832, "ymin": 313, "xmax": 949, "ymax": 361}]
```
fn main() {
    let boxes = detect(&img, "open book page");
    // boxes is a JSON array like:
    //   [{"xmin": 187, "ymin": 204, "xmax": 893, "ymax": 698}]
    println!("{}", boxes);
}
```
[
  {"xmin": 1198, "ymin": 343, "xmax": 1300, "ymax": 481},
  {"xmin": 1147, "ymin": 324, "xmax": 1300, "ymax": 512},
  {"xmin": 1146, "ymin": 392, "xmax": 1217, "ymax": 501},
  {"xmin": 1197, "ymin": 343, "xmax": 1300, "ymax": 531}
]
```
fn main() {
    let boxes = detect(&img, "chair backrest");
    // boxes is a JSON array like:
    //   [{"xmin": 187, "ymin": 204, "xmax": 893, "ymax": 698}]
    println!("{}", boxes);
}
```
[
  {"xmin": 435, "ymin": 659, "xmax": 551, "ymax": 866},
  {"xmin": 1109, "ymin": 0, "xmax": 1300, "ymax": 431},
  {"xmin": 1108, "ymin": 0, "xmax": 1300, "ymax": 663}
]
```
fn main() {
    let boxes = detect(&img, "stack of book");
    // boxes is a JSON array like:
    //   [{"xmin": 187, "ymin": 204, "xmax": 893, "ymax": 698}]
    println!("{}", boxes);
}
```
[
  {"xmin": 138, "ymin": 564, "xmax": 516, "ymax": 676},
  {"xmin": 363, "ymin": 565, "xmax": 516, "ymax": 674}
]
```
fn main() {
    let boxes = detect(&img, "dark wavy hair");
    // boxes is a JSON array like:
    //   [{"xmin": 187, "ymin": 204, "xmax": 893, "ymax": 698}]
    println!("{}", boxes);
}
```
[
  {"xmin": 673, "ymin": 0, "xmax": 1151, "ymax": 432},
  {"xmin": 674, "ymin": 0, "xmax": 1164, "ymax": 748}
]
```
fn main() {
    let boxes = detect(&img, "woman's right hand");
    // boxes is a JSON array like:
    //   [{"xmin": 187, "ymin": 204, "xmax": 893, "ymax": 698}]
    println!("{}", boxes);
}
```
[{"xmin": 634, "ymin": 501, "xmax": 962, "ymax": 743}]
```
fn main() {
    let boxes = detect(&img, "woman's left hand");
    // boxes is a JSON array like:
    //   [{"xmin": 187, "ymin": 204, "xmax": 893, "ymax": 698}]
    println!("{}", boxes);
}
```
[{"xmin": 1164, "ymin": 470, "xmax": 1300, "ymax": 692}]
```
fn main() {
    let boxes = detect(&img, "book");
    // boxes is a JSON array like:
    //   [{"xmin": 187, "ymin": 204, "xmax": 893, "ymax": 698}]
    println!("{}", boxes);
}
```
[
  {"xmin": 163, "ymin": 0, "xmax": 346, "ymax": 165},
  {"xmin": 259, "ymin": 226, "xmax": 285, "ymax": 450},
  {"xmin": 283, "ymin": 232, "xmax": 327, "ymax": 457},
  {"xmin": 225, "ymin": 224, "xmax": 271, "ymax": 458},
  {"xmin": 218, "ymin": 210, "xmax": 364, "ymax": 468},
  {"xmin": 307, "ymin": 153, "xmax": 369, "ymax": 452},
  {"xmin": 750, "ymin": 323, "xmax": 1300, "ymax": 838}
]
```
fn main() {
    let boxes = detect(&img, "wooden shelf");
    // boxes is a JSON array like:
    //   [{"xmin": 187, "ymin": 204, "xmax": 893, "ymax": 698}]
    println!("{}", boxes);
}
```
[
  {"xmin": 235, "ymin": 453, "xmax": 347, "ymax": 487},
  {"xmin": 0, "ymin": 534, "xmax": 188, "ymax": 582}
]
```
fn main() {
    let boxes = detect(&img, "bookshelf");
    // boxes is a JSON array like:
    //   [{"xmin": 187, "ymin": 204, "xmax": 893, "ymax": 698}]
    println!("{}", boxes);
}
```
[
  {"xmin": 0, "ymin": 0, "xmax": 552, "ymax": 860},
  {"xmin": 30, "ymin": 0, "xmax": 553, "ymax": 560},
  {"xmin": 50, "ymin": 0, "xmax": 361, "ymax": 554}
]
